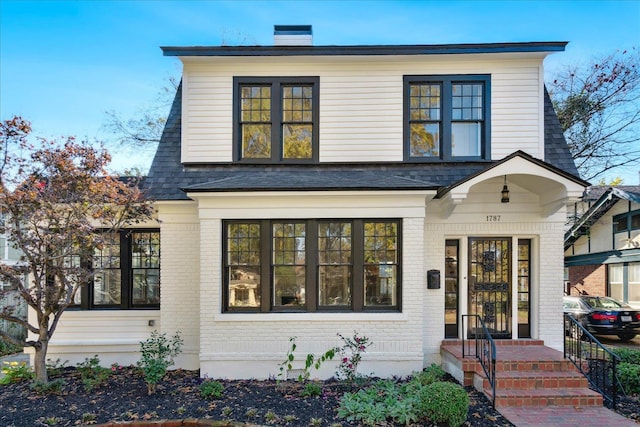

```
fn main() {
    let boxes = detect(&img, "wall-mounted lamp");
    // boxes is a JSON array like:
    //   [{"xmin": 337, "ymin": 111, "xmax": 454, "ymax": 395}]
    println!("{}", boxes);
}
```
[{"xmin": 501, "ymin": 175, "xmax": 510, "ymax": 203}]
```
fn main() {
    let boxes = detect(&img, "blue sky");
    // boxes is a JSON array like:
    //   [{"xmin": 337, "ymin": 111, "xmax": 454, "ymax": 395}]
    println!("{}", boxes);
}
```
[{"xmin": 1, "ymin": 0, "xmax": 639, "ymax": 181}]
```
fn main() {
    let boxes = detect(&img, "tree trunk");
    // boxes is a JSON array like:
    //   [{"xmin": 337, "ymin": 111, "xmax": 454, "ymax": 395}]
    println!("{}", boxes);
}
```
[{"xmin": 33, "ymin": 339, "xmax": 49, "ymax": 383}]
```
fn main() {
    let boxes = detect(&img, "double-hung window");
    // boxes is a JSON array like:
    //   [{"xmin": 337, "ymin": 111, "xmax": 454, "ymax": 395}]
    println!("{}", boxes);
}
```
[
  {"xmin": 404, "ymin": 75, "xmax": 490, "ymax": 161},
  {"xmin": 223, "ymin": 219, "xmax": 401, "ymax": 312},
  {"xmin": 233, "ymin": 77, "xmax": 319, "ymax": 163}
]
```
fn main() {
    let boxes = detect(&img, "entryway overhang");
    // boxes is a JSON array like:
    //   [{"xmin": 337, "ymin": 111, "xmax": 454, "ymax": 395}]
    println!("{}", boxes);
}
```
[{"xmin": 435, "ymin": 151, "xmax": 588, "ymax": 218}]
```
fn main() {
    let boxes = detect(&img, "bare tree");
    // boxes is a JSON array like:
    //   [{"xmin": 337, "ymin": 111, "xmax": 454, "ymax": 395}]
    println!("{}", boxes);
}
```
[
  {"xmin": 103, "ymin": 76, "xmax": 179, "ymax": 147},
  {"xmin": 0, "ymin": 116, "xmax": 155, "ymax": 383},
  {"xmin": 547, "ymin": 48, "xmax": 640, "ymax": 181}
]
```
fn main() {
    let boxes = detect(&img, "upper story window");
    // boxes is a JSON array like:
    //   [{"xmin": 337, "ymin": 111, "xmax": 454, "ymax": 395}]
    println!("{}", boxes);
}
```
[
  {"xmin": 233, "ymin": 77, "xmax": 319, "ymax": 163},
  {"xmin": 614, "ymin": 209, "xmax": 640, "ymax": 233},
  {"xmin": 223, "ymin": 219, "xmax": 401, "ymax": 313},
  {"xmin": 403, "ymin": 75, "xmax": 490, "ymax": 161}
]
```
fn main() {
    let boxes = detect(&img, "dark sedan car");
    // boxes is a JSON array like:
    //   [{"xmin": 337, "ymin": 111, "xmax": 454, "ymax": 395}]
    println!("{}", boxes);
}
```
[{"xmin": 563, "ymin": 295, "xmax": 640, "ymax": 341}]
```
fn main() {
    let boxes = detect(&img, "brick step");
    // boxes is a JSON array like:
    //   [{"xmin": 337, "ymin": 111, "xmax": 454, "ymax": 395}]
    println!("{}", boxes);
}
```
[
  {"xmin": 485, "ymin": 370, "xmax": 590, "ymax": 390},
  {"xmin": 488, "ymin": 388, "xmax": 603, "ymax": 408},
  {"xmin": 494, "ymin": 359, "xmax": 577, "ymax": 372}
]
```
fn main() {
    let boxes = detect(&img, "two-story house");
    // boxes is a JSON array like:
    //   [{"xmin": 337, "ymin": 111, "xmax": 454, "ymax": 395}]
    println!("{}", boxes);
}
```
[
  {"xmin": 565, "ymin": 185, "xmax": 640, "ymax": 306},
  {"xmin": 42, "ymin": 26, "xmax": 587, "ymax": 379}
]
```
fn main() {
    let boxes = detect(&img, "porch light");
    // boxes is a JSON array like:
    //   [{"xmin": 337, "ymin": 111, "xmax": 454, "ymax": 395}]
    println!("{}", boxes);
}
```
[{"xmin": 501, "ymin": 175, "xmax": 510, "ymax": 203}]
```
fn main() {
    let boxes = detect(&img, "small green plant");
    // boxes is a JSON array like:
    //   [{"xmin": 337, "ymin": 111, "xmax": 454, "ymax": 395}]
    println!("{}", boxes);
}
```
[
  {"xmin": 46, "ymin": 358, "xmax": 69, "ymax": 378},
  {"xmin": 81, "ymin": 413, "xmax": 97, "ymax": 423},
  {"xmin": 176, "ymin": 406, "xmax": 186, "ymax": 415},
  {"xmin": 618, "ymin": 362, "xmax": 640, "ymax": 395},
  {"xmin": 420, "ymin": 381, "xmax": 469, "ymax": 427},
  {"xmin": 245, "ymin": 407, "xmax": 258, "ymax": 418},
  {"xmin": 76, "ymin": 355, "xmax": 111, "ymax": 391},
  {"xmin": 199, "ymin": 379, "xmax": 225, "ymax": 399},
  {"xmin": 137, "ymin": 330, "xmax": 183, "ymax": 395},
  {"xmin": 221, "ymin": 406, "xmax": 233, "ymax": 417},
  {"xmin": 300, "ymin": 381, "xmax": 322, "ymax": 397},
  {"xmin": 335, "ymin": 331, "xmax": 372, "ymax": 382},
  {"xmin": 283, "ymin": 414, "xmax": 298, "ymax": 422},
  {"xmin": 0, "ymin": 360, "xmax": 34, "ymax": 385},
  {"xmin": 30, "ymin": 378, "xmax": 65, "ymax": 395},
  {"xmin": 264, "ymin": 410, "xmax": 278, "ymax": 423},
  {"xmin": 309, "ymin": 417, "xmax": 323, "ymax": 426},
  {"xmin": 277, "ymin": 336, "xmax": 336, "ymax": 382}
]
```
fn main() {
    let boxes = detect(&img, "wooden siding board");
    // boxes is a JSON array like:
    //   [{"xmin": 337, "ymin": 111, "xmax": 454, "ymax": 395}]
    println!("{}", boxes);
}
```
[{"xmin": 181, "ymin": 57, "xmax": 542, "ymax": 163}]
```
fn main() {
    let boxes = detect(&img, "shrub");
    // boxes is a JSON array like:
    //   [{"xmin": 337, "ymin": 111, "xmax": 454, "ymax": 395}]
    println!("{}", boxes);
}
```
[
  {"xmin": 420, "ymin": 381, "xmax": 469, "ymax": 427},
  {"xmin": 76, "ymin": 355, "xmax": 111, "ymax": 391},
  {"xmin": 612, "ymin": 347, "xmax": 640, "ymax": 365},
  {"xmin": 335, "ymin": 331, "xmax": 372, "ymax": 382},
  {"xmin": 0, "ymin": 360, "xmax": 33, "ymax": 385},
  {"xmin": 618, "ymin": 362, "xmax": 640, "ymax": 395},
  {"xmin": 137, "ymin": 330, "xmax": 183, "ymax": 395},
  {"xmin": 199, "ymin": 379, "xmax": 224, "ymax": 399},
  {"xmin": 0, "ymin": 339, "xmax": 23, "ymax": 357},
  {"xmin": 411, "ymin": 363, "xmax": 446, "ymax": 386}
]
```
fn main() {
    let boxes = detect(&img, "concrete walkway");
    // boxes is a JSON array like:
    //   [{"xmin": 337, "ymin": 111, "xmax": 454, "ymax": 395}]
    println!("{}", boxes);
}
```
[{"xmin": 498, "ymin": 406, "xmax": 639, "ymax": 426}]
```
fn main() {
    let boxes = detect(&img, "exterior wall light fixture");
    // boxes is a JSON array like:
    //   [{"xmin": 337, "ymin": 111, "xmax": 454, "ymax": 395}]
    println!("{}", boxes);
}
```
[{"xmin": 501, "ymin": 175, "xmax": 510, "ymax": 203}]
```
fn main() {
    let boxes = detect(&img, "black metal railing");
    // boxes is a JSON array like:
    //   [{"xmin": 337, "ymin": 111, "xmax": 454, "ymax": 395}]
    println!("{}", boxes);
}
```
[
  {"xmin": 563, "ymin": 313, "xmax": 622, "ymax": 408},
  {"xmin": 461, "ymin": 314, "xmax": 497, "ymax": 406}
]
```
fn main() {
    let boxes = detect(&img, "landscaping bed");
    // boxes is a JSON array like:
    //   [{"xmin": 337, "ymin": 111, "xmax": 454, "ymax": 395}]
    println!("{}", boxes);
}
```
[{"xmin": 0, "ymin": 365, "xmax": 514, "ymax": 427}]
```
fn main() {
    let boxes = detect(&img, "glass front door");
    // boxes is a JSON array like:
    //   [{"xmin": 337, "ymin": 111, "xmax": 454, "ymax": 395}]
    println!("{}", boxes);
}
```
[{"xmin": 468, "ymin": 238, "xmax": 512, "ymax": 338}]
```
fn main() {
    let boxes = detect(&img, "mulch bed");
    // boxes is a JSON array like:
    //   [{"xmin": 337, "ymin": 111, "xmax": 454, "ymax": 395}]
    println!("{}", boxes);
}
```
[{"xmin": 0, "ymin": 366, "xmax": 517, "ymax": 427}]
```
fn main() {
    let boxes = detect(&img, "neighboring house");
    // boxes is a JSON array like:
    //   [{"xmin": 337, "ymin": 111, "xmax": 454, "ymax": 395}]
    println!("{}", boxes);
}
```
[
  {"xmin": 565, "ymin": 185, "xmax": 640, "ymax": 306},
  {"xmin": 42, "ymin": 26, "xmax": 587, "ymax": 378},
  {"xmin": 0, "ymin": 215, "xmax": 27, "ymax": 341}
]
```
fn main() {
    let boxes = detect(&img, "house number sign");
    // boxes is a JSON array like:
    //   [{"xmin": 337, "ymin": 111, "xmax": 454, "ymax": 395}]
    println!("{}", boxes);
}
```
[{"xmin": 486, "ymin": 215, "xmax": 501, "ymax": 222}]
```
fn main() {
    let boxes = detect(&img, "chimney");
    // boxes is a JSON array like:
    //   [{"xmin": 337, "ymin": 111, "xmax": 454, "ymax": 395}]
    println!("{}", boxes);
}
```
[{"xmin": 274, "ymin": 25, "xmax": 313, "ymax": 46}]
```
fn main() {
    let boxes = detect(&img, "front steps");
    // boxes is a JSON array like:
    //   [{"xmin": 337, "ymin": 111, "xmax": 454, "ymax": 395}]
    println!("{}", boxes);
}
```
[{"xmin": 441, "ymin": 340, "xmax": 603, "ymax": 409}]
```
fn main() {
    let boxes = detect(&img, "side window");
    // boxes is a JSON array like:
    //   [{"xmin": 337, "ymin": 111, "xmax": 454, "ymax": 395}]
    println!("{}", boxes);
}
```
[
  {"xmin": 234, "ymin": 77, "xmax": 319, "ymax": 163},
  {"xmin": 404, "ymin": 75, "xmax": 490, "ymax": 162}
]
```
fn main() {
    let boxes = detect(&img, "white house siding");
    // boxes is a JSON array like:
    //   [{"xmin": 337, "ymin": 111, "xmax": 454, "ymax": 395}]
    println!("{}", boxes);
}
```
[
  {"xmin": 180, "ymin": 54, "xmax": 547, "ymax": 164},
  {"xmin": 192, "ymin": 190, "xmax": 429, "ymax": 379},
  {"xmin": 29, "ymin": 310, "xmax": 160, "ymax": 367},
  {"xmin": 157, "ymin": 202, "xmax": 201, "ymax": 369}
]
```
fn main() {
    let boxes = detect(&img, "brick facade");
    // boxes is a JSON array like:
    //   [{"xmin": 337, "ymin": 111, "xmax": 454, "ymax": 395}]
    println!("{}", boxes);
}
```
[{"xmin": 567, "ymin": 264, "xmax": 607, "ymax": 297}]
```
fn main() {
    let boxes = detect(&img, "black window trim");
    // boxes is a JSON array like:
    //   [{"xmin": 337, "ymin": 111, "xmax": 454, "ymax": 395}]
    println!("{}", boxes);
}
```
[
  {"xmin": 72, "ymin": 228, "xmax": 161, "ymax": 310},
  {"xmin": 222, "ymin": 219, "xmax": 402, "ymax": 313},
  {"xmin": 403, "ymin": 74, "xmax": 491, "ymax": 162},
  {"xmin": 232, "ymin": 76, "xmax": 320, "ymax": 164}
]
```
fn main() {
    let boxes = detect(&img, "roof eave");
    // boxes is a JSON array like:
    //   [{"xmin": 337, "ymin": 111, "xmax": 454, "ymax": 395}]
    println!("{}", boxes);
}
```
[{"xmin": 161, "ymin": 41, "xmax": 568, "ymax": 57}]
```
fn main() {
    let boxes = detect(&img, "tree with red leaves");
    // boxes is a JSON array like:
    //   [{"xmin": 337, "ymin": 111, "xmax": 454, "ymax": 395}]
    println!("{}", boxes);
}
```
[
  {"xmin": 548, "ymin": 48, "xmax": 640, "ymax": 182},
  {"xmin": 0, "ymin": 116, "xmax": 155, "ymax": 383}
]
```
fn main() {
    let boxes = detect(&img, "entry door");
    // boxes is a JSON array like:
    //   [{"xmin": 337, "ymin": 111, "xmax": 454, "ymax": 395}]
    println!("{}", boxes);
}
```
[{"xmin": 468, "ymin": 238, "xmax": 512, "ymax": 338}]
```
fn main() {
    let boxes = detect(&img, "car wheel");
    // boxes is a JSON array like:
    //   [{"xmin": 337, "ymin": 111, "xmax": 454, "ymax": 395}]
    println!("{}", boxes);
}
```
[{"xmin": 617, "ymin": 332, "xmax": 636, "ymax": 342}]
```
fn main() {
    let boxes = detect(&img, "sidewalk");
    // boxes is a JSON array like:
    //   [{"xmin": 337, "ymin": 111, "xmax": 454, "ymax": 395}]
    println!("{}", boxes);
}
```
[{"xmin": 498, "ymin": 405, "xmax": 639, "ymax": 426}]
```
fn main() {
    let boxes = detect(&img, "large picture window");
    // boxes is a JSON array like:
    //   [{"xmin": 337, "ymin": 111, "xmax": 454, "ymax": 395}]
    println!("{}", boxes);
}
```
[
  {"xmin": 233, "ymin": 77, "xmax": 319, "ymax": 163},
  {"xmin": 223, "ymin": 219, "xmax": 401, "ymax": 312},
  {"xmin": 75, "ymin": 229, "xmax": 160, "ymax": 309},
  {"xmin": 404, "ymin": 75, "xmax": 490, "ymax": 161}
]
